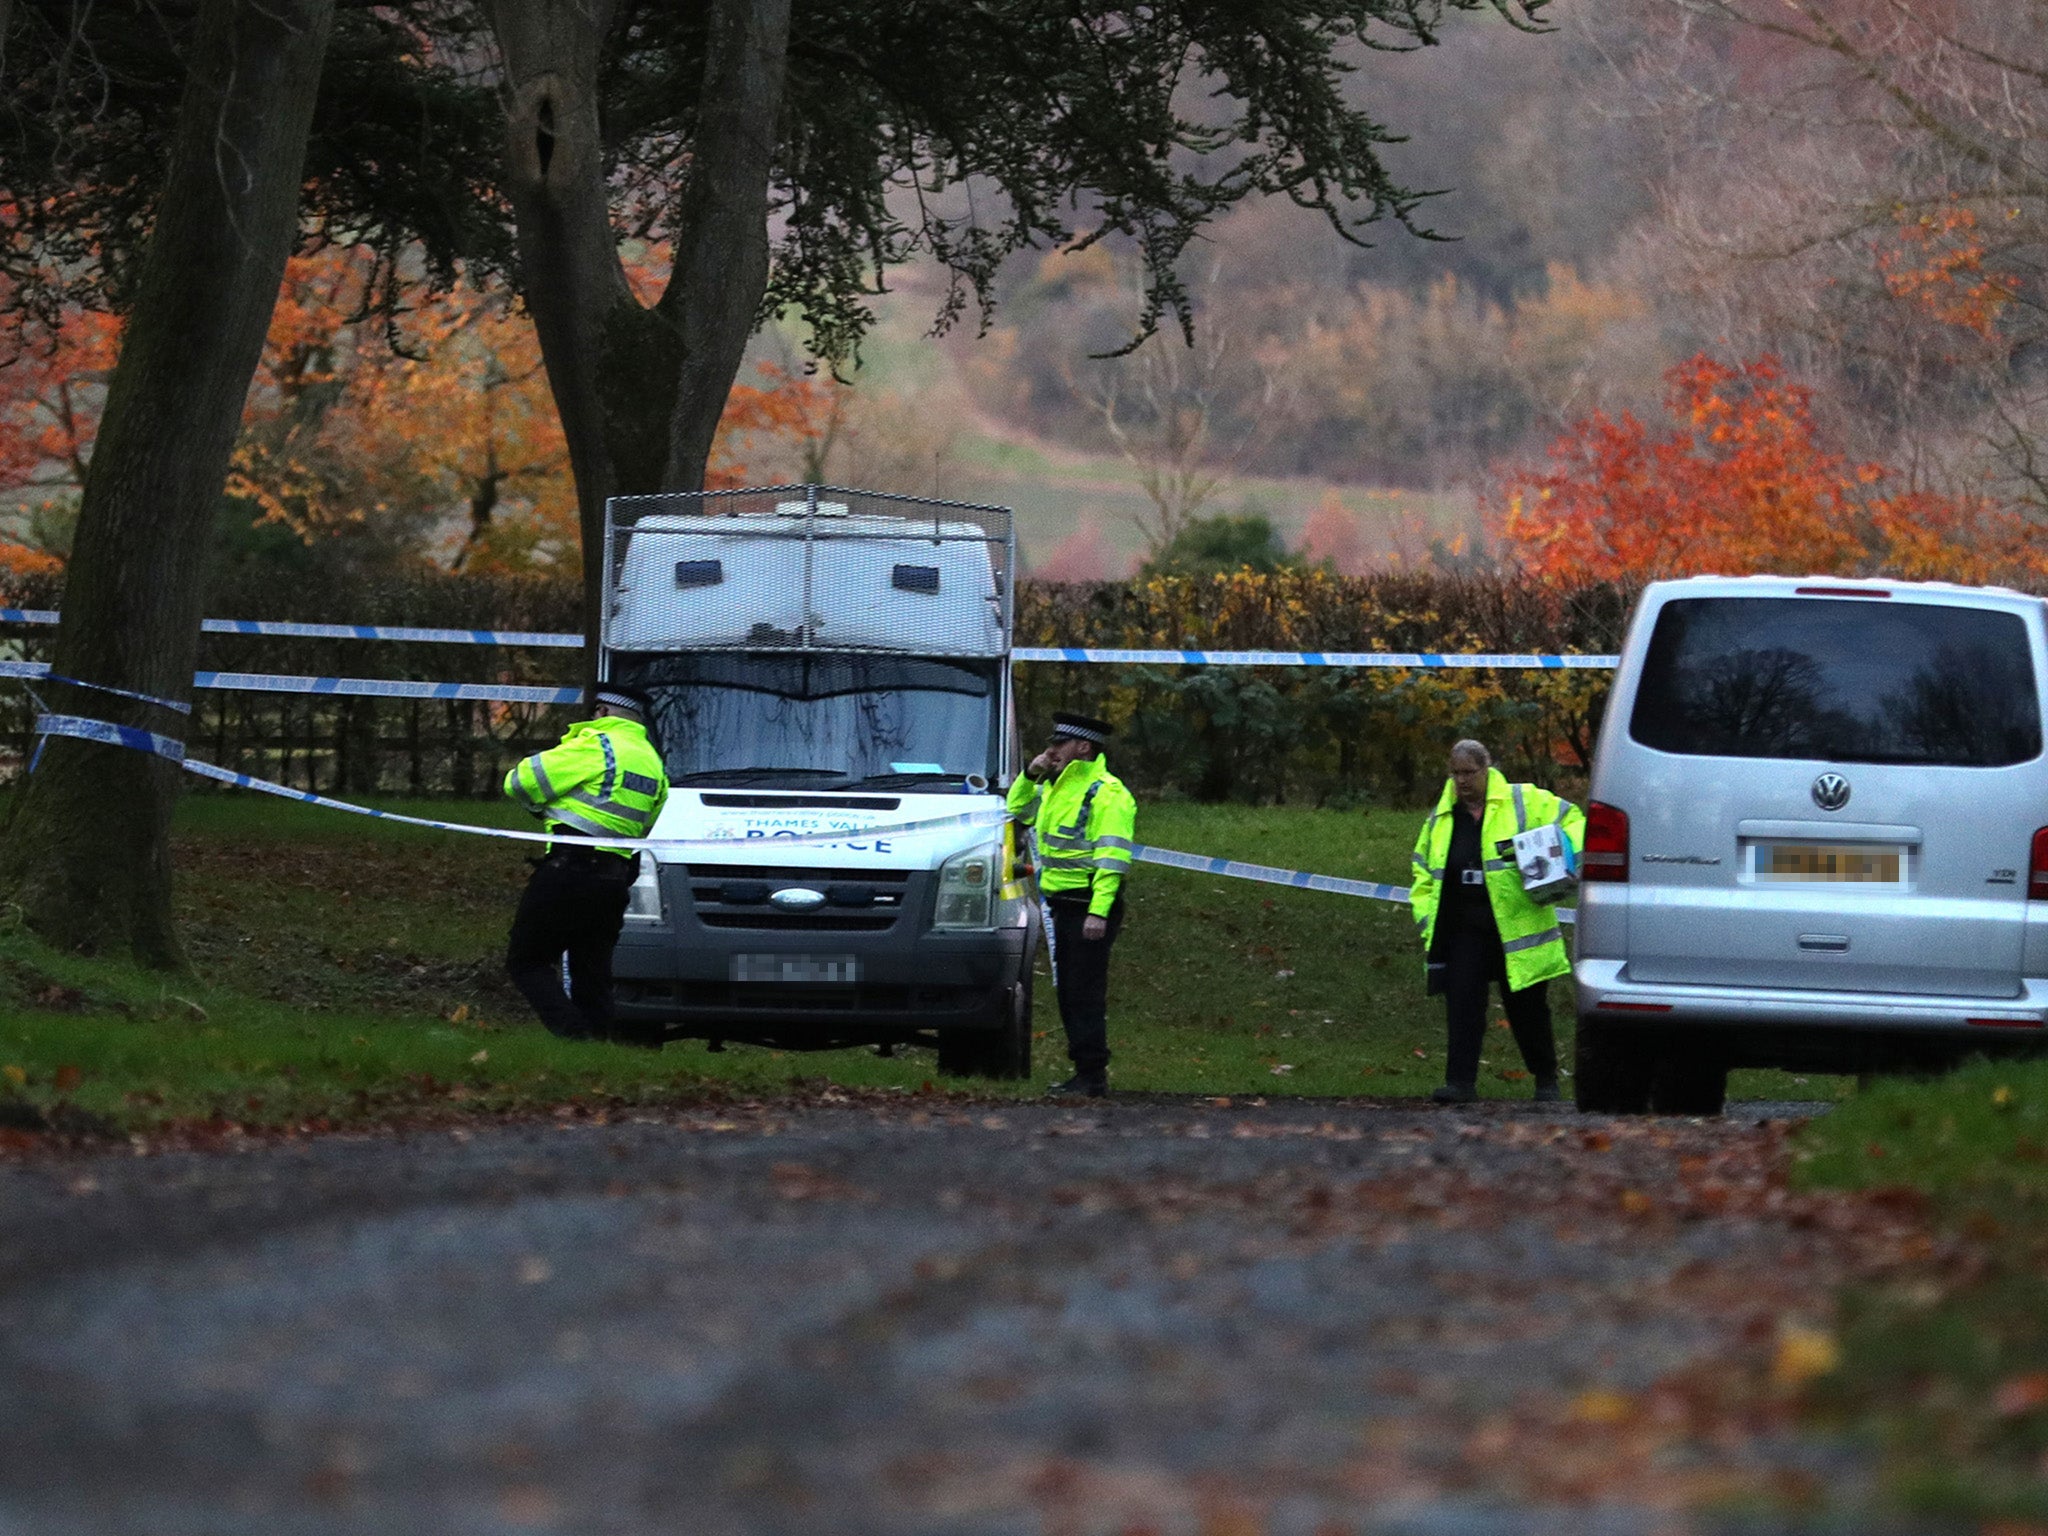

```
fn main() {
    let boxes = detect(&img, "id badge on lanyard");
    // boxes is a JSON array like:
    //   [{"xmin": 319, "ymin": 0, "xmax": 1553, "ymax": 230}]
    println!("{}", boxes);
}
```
[{"xmin": 1460, "ymin": 868, "xmax": 1486, "ymax": 886}]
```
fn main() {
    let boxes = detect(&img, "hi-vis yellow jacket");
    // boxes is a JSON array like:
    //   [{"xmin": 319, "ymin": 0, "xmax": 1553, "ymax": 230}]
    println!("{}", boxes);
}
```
[
  {"xmin": 503, "ymin": 717, "xmax": 669, "ymax": 859},
  {"xmin": 1408, "ymin": 767, "xmax": 1584, "ymax": 992},
  {"xmin": 1005, "ymin": 753, "xmax": 1137, "ymax": 918}
]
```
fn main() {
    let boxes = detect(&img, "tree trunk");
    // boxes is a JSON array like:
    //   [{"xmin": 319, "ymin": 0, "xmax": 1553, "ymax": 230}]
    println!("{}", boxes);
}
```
[
  {"xmin": 660, "ymin": 0, "xmax": 791, "ymax": 492},
  {"xmin": 0, "ymin": 0, "xmax": 336, "ymax": 965},
  {"xmin": 482, "ymin": 0, "xmax": 791, "ymax": 666}
]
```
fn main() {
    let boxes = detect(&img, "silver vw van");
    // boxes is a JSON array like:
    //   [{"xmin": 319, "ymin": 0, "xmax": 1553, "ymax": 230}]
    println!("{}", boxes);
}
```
[{"xmin": 1575, "ymin": 574, "xmax": 2048, "ymax": 1113}]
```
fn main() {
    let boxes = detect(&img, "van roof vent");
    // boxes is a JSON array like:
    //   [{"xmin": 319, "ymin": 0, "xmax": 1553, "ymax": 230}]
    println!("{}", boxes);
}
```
[{"xmin": 892, "ymin": 563, "xmax": 940, "ymax": 594}]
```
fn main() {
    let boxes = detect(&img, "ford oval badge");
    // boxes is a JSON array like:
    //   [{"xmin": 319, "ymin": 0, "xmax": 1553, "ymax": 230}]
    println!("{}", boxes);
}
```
[
  {"xmin": 1811, "ymin": 772, "xmax": 1851, "ymax": 812},
  {"xmin": 769, "ymin": 887, "xmax": 827, "ymax": 911}
]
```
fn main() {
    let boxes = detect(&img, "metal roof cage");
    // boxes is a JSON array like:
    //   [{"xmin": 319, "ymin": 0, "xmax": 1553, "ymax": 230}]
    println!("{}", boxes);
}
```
[{"xmin": 602, "ymin": 485, "xmax": 1015, "ymax": 659}]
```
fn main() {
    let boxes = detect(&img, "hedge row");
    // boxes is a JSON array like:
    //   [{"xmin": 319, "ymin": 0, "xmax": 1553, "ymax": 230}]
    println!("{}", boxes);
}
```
[{"xmin": 1, "ymin": 567, "xmax": 1628, "ymax": 803}]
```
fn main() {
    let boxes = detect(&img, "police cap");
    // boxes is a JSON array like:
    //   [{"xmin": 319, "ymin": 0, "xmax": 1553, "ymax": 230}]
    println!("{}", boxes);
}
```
[
  {"xmin": 590, "ymin": 683, "xmax": 655, "ymax": 720},
  {"xmin": 1050, "ymin": 711, "xmax": 1113, "ymax": 746}
]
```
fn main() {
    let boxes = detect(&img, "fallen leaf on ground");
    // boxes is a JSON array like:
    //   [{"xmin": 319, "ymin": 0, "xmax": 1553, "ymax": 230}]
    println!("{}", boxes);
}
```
[
  {"xmin": 1995, "ymin": 1373, "xmax": 2048, "ymax": 1418},
  {"xmin": 1570, "ymin": 1387, "xmax": 1633, "ymax": 1425},
  {"xmin": 1772, "ymin": 1325, "xmax": 1839, "ymax": 1387}
]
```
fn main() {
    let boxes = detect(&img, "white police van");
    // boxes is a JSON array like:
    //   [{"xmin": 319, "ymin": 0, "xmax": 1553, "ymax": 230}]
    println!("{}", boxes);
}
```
[
  {"xmin": 1575, "ymin": 574, "xmax": 2048, "ymax": 1113},
  {"xmin": 601, "ymin": 486, "xmax": 1036, "ymax": 1076}
]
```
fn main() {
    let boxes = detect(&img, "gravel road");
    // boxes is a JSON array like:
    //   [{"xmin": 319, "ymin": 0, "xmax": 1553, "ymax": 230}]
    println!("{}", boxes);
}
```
[{"xmin": 0, "ymin": 1097, "xmax": 1939, "ymax": 1536}]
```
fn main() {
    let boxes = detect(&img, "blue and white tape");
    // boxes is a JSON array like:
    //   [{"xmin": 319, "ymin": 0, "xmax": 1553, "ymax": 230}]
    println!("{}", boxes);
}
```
[
  {"xmin": 29, "ymin": 713, "xmax": 1007, "ymax": 853},
  {"xmin": 1129, "ymin": 842, "xmax": 1575, "ymax": 924},
  {"xmin": 1, "ymin": 609, "xmax": 580, "ymax": 648},
  {"xmin": 195, "ymin": 618, "xmax": 584, "ymax": 648},
  {"xmin": 31, "ymin": 714, "xmax": 186, "ymax": 762},
  {"xmin": 1, "ymin": 654, "xmax": 1618, "ymax": 710},
  {"xmin": 193, "ymin": 671, "xmax": 580, "ymax": 705},
  {"xmin": 1014, "ymin": 647, "xmax": 1619, "ymax": 669},
  {"xmin": 1132, "ymin": 843, "xmax": 1410, "ymax": 903},
  {"xmin": 25, "ymin": 710, "xmax": 1576, "ymax": 922},
  {"xmin": 0, "ymin": 659, "xmax": 579, "ymax": 706},
  {"xmin": 0, "ymin": 661, "xmax": 194, "ymax": 714},
  {"xmin": 2, "ymin": 608, "xmax": 1619, "ymax": 669}
]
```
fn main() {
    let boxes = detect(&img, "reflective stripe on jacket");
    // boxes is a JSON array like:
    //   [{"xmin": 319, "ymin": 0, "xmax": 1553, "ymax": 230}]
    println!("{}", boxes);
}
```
[
  {"xmin": 1407, "ymin": 767, "xmax": 1585, "ymax": 992},
  {"xmin": 503, "ymin": 716, "xmax": 669, "ymax": 858},
  {"xmin": 1005, "ymin": 753, "xmax": 1137, "ymax": 918}
]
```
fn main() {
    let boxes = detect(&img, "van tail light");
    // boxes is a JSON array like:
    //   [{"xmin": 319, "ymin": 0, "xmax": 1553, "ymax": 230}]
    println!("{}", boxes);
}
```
[
  {"xmin": 2031, "ymin": 828, "xmax": 2048, "ymax": 899},
  {"xmin": 1583, "ymin": 801, "xmax": 1629, "ymax": 882}
]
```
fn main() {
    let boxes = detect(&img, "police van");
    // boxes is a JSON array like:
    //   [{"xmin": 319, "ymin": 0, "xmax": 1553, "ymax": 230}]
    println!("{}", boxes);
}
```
[
  {"xmin": 1575, "ymin": 574, "xmax": 2048, "ymax": 1113},
  {"xmin": 600, "ymin": 486, "xmax": 1036, "ymax": 1076}
]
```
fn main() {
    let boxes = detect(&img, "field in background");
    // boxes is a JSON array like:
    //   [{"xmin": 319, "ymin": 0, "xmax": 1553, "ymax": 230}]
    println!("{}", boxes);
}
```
[
  {"xmin": 751, "ymin": 301, "xmax": 1480, "ymax": 579},
  {"xmin": 949, "ymin": 433, "xmax": 1475, "ymax": 578},
  {"xmin": 0, "ymin": 795, "xmax": 1844, "ymax": 1130}
]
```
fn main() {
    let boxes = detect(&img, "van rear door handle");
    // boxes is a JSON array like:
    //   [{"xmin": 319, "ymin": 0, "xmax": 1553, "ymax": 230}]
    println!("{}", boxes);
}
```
[{"xmin": 1797, "ymin": 933, "xmax": 1850, "ymax": 952}]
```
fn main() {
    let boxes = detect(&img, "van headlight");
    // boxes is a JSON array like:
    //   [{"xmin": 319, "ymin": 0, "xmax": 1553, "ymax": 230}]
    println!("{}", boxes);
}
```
[
  {"xmin": 623, "ymin": 857, "xmax": 666, "ymax": 925},
  {"xmin": 933, "ymin": 843, "xmax": 998, "ymax": 930}
]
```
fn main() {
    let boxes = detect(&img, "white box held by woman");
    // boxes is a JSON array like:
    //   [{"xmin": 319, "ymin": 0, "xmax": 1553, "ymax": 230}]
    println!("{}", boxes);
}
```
[{"xmin": 1511, "ymin": 824, "xmax": 1577, "ymax": 905}]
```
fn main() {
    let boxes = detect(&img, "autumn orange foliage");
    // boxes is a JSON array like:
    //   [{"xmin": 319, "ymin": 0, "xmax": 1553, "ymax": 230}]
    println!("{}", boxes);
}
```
[
  {"xmin": 1493, "ymin": 353, "xmax": 2048, "ymax": 586},
  {"xmin": 709, "ymin": 362, "xmax": 846, "ymax": 490},
  {"xmin": 0, "ymin": 246, "xmax": 842, "ymax": 579},
  {"xmin": 0, "ymin": 296, "xmax": 120, "ymax": 505},
  {"xmin": 227, "ymin": 247, "xmax": 580, "ymax": 574},
  {"xmin": 1297, "ymin": 491, "xmax": 1367, "ymax": 575},
  {"xmin": 0, "ymin": 539, "xmax": 60, "ymax": 579},
  {"xmin": 1876, "ymin": 201, "xmax": 2014, "ymax": 341}
]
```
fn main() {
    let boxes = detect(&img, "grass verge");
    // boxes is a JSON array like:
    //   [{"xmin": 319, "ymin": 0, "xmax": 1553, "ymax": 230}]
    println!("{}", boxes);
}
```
[
  {"xmin": 1794, "ymin": 1058, "xmax": 2048, "ymax": 1519},
  {"xmin": 0, "ymin": 792, "xmax": 1846, "ymax": 1134}
]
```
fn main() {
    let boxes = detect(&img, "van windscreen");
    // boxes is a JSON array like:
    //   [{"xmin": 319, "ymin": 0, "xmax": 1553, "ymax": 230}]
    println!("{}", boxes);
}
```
[
  {"xmin": 1630, "ymin": 597, "xmax": 2042, "ymax": 766},
  {"xmin": 613, "ymin": 652, "xmax": 999, "ymax": 786}
]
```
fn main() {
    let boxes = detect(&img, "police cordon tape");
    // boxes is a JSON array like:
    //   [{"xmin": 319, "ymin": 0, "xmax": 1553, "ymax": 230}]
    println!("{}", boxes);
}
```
[
  {"xmin": 0, "ymin": 609, "xmax": 583, "ymax": 649},
  {"xmin": 0, "ymin": 654, "xmax": 1621, "ymax": 710},
  {"xmin": 0, "ymin": 658, "xmax": 580, "ymax": 707},
  {"xmin": 1132, "ymin": 842, "xmax": 1576, "ymax": 925},
  {"xmin": 25, "ymin": 710, "xmax": 1575, "ymax": 923},
  {"xmin": 0, "ymin": 607, "xmax": 1619, "ymax": 671},
  {"xmin": 1013, "ymin": 648, "xmax": 1621, "ymax": 669},
  {"xmin": 29, "ymin": 714, "xmax": 1008, "ymax": 853}
]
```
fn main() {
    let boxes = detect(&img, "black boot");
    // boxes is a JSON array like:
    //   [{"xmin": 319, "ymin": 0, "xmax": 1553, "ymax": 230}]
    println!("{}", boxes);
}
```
[
  {"xmin": 1430, "ymin": 1082, "xmax": 1477, "ymax": 1104},
  {"xmin": 1047, "ymin": 1072, "xmax": 1108, "ymax": 1099}
]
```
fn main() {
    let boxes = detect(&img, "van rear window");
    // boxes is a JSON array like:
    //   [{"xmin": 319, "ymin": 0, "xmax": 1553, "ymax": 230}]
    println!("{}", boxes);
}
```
[{"xmin": 1630, "ymin": 597, "xmax": 2042, "ymax": 766}]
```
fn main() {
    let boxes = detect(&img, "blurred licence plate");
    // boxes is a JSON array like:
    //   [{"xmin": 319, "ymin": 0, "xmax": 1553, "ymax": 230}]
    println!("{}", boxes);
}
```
[
  {"xmin": 1757, "ymin": 843, "xmax": 1904, "ymax": 884},
  {"xmin": 732, "ymin": 954, "xmax": 860, "ymax": 984}
]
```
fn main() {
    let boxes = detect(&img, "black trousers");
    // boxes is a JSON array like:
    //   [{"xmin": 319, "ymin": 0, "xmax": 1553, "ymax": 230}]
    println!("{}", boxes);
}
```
[
  {"xmin": 1046, "ymin": 895, "xmax": 1124, "ymax": 1075},
  {"xmin": 1435, "ymin": 922, "xmax": 1557, "ymax": 1089},
  {"xmin": 506, "ymin": 849, "xmax": 639, "ymax": 1040}
]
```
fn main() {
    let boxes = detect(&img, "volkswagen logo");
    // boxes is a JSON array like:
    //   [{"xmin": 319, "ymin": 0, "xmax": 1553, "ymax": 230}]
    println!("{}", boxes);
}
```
[
  {"xmin": 769, "ymin": 887, "xmax": 826, "ymax": 911},
  {"xmin": 1811, "ymin": 773, "xmax": 1852, "ymax": 812}
]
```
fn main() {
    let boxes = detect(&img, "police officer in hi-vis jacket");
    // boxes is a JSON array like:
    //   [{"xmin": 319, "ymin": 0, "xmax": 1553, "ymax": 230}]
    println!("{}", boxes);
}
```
[
  {"xmin": 503, "ymin": 684, "xmax": 670, "ymax": 1044},
  {"xmin": 1006, "ymin": 711, "xmax": 1138, "ymax": 1097},
  {"xmin": 1408, "ymin": 738, "xmax": 1584, "ymax": 1104}
]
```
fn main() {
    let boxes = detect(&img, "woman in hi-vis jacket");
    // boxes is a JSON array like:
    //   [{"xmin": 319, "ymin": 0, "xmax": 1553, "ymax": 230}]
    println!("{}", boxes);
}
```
[{"xmin": 1408, "ymin": 739, "xmax": 1584, "ymax": 1104}]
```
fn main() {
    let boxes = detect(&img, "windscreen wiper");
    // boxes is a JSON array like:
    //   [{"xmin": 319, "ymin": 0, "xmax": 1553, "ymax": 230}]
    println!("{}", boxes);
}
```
[
  {"xmin": 844, "ymin": 770, "xmax": 978, "ymax": 789},
  {"xmin": 670, "ymin": 766, "xmax": 852, "ymax": 787}
]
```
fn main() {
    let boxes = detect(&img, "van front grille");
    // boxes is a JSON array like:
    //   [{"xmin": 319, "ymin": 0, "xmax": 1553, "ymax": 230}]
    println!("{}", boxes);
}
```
[
  {"xmin": 683, "ymin": 864, "xmax": 913, "ymax": 884},
  {"xmin": 698, "ymin": 912, "xmax": 898, "ymax": 932}
]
